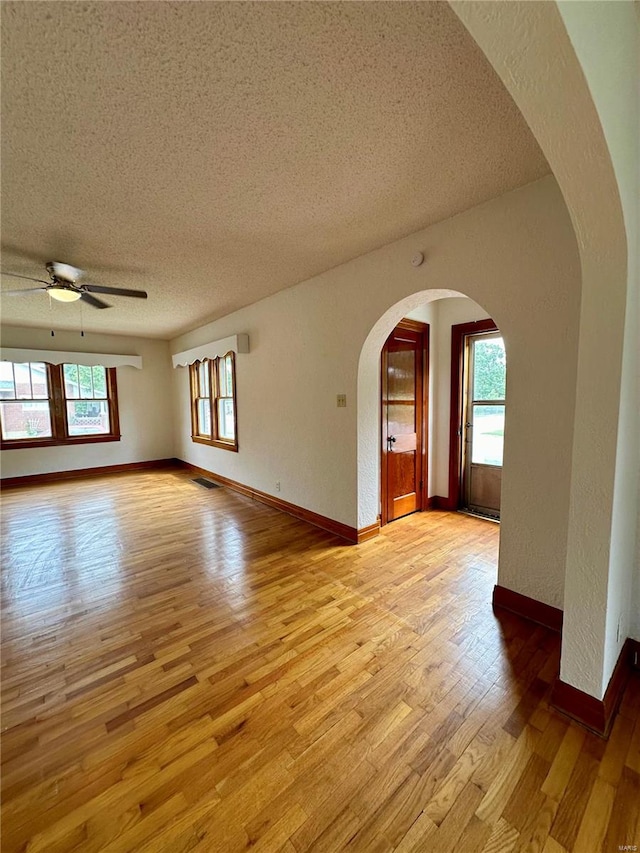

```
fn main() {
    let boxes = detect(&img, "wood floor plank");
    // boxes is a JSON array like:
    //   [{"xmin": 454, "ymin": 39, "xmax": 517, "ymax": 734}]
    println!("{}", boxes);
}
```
[
  {"xmin": 541, "ymin": 724, "xmax": 586, "ymax": 802},
  {"xmin": 475, "ymin": 726, "xmax": 538, "ymax": 826},
  {"xmin": 602, "ymin": 767, "xmax": 640, "ymax": 853},
  {"xmin": 480, "ymin": 817, "xmax": 520, "ymax": 853},
  {"xmin": 1, "ymin": 471, "xmax": 638, "ymax": 853},
  {"xmin": 393, "ymin": 812, "xmax": 438, "ymax": 852},
  {"xmin": 599, "ymin": 711, "xmax": 635, "ymax": 786},
  {"xmin": 572, "ymin": 776, "xmax": 617, "ymax": 853},
  {"xmin": 549, "ymin": 736, "xmax": 603, "ymax": 851}
]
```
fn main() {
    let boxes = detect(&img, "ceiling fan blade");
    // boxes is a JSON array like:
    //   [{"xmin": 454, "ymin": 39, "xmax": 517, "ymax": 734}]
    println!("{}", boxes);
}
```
[
  {"xmin": 82, "ymin": 284, "xmax": 148, "ymax": 299},
  {"xmin": 80, "ymin": 291, "xmax": 111, "ymax": 309},
  {"xmin": 1, "ymin": 270, "xmax": 50, "ymax": 285},
  {"xmin": 1, "ymin": 287, "xmax": 48, "ymax": 295}
]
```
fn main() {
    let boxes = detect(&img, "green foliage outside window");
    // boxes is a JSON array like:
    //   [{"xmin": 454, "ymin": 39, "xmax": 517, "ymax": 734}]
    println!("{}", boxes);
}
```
[{"xmin": 473, "ymin": 339, "xmax": 506, "ymax": 401}]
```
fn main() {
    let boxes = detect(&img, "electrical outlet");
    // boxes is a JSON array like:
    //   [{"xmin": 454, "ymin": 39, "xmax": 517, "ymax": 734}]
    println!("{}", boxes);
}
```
[
  {"xmin": 337, "ymin": 394, "xmax": 347, "ymax": 408},
  {"xmin": 275, "ymin": 481, "xmax": 281, "ymax": 492}
]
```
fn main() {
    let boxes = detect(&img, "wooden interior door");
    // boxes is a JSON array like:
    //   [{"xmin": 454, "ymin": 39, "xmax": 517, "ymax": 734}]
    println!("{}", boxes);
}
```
[{"xmin": 381, "ymin": 320, "xmax": 427, "ymax": 524}]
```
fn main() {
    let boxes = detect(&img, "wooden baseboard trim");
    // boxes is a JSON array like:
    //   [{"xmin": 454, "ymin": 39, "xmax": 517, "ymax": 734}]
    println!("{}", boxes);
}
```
[
  {"xmin": 175, "ymin": 460, "xmax": 366, "ymax": 544},
  {"xmin": 0, "ymin": 459, "xmax": 178, "ymax": 489},
  {"xmin": 551, "ymin": 638, "xmax": 634, "ymax": 737},
  {"xmin": 492, "ymin": 584, "xmax": 563, "ymax": 633},
  {"xmin": 357, "ymin": 521, "xmax": 380, "ymax": 543},
  {"xmin": 432, "ymin": 495, "xmax": 457, "ymax": 511}
]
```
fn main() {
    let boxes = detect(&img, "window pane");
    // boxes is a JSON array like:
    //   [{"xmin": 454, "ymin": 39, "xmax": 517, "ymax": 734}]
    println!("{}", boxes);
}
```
[
  {"xmin": 387, "ymin": 349, "xmax": 415, "ymax": 401},
  {"xmin": 473, "ymin": 337, "xmax": 506, "ymax": 401},
  {"xmin": 78, "ymin": 365, "xmax": 94, "ymax": 399},
  {"xmin": 30, "ymin": 364, "xmax": 49, "ymax": 399},
  {"xmin": 198, "ymin": 362, "xmax": 210, "ymax": 397},
  {"xmin": 197, "ymin": 399, "xmax": 211, "ymax": 436},
  {"xmin": 217, "ymin": 359, "xmax": 225, "ymax": 396},
  {"xmin": 0, "ymin": 362, "xmax": 16, "ymax": 399},
  {"xmin": 0, "ymin": 400, "xmax": 52, "ymax": 439},
  {"xmin": 218, "ymin": 398, "xmax": 235, "ymax": 440},
  {"xmin": 66, "ymin": 400, "xmax": 110, "ymax": 436},
  {"xmin": 15, "ymin": 362, "xmax": 33, "ymax": 399},
  {"xmin": 471, "ymin": 405, "xmax": 505, "ymax": 466},
  {"xmin": 64, "ymin": 364, "xmax": 79, "ymax": 398},
  {"xmin": 224, "ymin": 356, "xmax": 234, "ymax": 397},
  {"xmin": 92, "ymin": 366, "xmax": 107, "ymax": 397}
]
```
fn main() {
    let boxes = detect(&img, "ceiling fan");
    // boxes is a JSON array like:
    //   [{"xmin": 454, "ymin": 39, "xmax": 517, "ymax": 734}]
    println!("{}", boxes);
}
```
[{"xmin": 0, "ymin": 261, "xmax": 148, "ymax": 309}]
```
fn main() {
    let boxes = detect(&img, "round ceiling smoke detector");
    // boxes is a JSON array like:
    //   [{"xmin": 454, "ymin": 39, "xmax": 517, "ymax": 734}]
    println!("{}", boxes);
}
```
[{"xmin": 411, "ymin": 252, "xmax": 424, "ymax": 267}]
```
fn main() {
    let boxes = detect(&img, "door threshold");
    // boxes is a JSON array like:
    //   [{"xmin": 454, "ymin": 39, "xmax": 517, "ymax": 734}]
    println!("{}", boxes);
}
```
[{"xmin": 458, "ymin": 509, "xmax": 500, "ymax": 524}]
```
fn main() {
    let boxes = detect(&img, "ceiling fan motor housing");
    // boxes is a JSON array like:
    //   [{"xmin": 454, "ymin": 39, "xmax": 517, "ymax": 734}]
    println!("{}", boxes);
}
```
[{"xmin": 46, "ymin": 261, "xmax": 83, "ymax": 283}]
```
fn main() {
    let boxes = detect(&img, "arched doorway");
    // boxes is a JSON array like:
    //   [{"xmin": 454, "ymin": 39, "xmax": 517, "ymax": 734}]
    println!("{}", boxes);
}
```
[
  {"xmin": 358, "ymin": 290, "xmax": 505, "ymax": 530},
  {"xmin": 350, "ymin": 177, "xmax": 580, "ymax": 647}
]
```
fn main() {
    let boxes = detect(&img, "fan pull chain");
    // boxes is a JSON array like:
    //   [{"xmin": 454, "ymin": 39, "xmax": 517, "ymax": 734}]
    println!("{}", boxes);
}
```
[{"xmin": 47, "ymin": 290, "xmax": 55, "ymax": 336}]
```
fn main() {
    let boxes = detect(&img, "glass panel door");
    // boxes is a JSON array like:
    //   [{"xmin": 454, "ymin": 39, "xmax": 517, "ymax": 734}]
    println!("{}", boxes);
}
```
[{"xmin": 464, "ymin": 334, "xmax": 506, "ymax": 518}]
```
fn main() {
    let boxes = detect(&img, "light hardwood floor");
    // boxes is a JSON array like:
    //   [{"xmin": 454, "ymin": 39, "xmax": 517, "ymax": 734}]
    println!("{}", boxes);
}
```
[{"xmin": 1, "ymin": 469, "xmax": 638, "ymax": 853}]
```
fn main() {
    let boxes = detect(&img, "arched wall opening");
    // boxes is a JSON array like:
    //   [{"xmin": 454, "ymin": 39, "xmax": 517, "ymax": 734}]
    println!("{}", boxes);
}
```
[
  {"xmin": 358, "ymin": 289, "xmax": 500, "ymax": 528},
  {"xmin": 354, "ymin": 174, "xmax": 582, "ymax": 615},
  {"xmin": 358, "ymin": 288, "xmax": 461, "ymax": 529}
]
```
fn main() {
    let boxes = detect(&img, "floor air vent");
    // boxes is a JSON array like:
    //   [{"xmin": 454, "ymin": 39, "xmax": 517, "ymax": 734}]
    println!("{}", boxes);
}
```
[{"xmin": 192, "ymin": 477, "xmax": 221, "ymax": 489}]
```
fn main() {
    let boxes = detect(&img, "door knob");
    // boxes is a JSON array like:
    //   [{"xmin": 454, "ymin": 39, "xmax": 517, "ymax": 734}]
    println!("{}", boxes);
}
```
[{"xmin": 387, "ymin": 435, "xmax": 396, "ymax": 451}]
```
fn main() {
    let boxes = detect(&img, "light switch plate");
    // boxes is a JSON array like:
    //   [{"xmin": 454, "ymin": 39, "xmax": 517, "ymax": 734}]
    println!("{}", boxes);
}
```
[{"xmin": 337, "ymin": 394, "xmax": 347, "ymax": 408}]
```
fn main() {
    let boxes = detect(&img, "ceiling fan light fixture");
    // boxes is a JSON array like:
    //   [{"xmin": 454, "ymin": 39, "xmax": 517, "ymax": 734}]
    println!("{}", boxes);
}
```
[{"xmin": 49, "ymin": 286, "xmax": 81, "ymax": 302}]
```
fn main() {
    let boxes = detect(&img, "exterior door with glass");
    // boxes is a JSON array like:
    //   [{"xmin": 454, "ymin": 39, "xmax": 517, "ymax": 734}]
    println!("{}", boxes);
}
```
[{"xmin": 463, "ymin": 333, "xmax": 506, "ymax": 519}]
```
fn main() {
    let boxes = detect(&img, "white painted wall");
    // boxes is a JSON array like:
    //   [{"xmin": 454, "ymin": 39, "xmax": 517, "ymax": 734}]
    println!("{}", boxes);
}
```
[
  {"xmin": 0, "ymin": 327, "xmax": 174, "ymax": 478},
  {"xmin": 556, "ymin": 1, "xmax": 640, "ymax": 679},
  {"xmin": 172, "ymin": 176, "xmax": 581, "ymax": 613}
]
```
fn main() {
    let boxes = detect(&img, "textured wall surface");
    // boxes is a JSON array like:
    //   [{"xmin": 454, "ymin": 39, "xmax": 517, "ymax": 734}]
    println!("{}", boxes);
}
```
[
  {"xmin": 558, "ymin": 0, "xmax": 640, "ymax": 681},
  {"xmin": 0, "ymin": 328, "xmax": 174, "ymax": 478}
]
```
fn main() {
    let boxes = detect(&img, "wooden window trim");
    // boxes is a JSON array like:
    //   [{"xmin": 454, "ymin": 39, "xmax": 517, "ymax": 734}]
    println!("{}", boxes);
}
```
[
  {"xmin": 0, "ymin": 363, "xmax": 121, "ymax": 450},
  {"xmin": 189, "ymin": 353, "xmax": 238, "ymax": 452}
]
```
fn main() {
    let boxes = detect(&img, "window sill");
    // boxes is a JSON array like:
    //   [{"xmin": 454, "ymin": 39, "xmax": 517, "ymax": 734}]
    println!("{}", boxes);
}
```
[
  {"xmin": 191, "ymin": 435, "xmax": 238, "ymax": 452},
  {"xmin": 1, "ymin": 435, "xmax": 122, "ymax": 450}
]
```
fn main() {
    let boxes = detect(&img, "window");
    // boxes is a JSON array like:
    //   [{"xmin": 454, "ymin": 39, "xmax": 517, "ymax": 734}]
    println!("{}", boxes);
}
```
[
  {"xmin": 0, "ymin": 361, "xmax": 120, "ymax": 449},
  {"xmin": 189, "ymin": 353, "xmax": 237, "ymax": 451}
]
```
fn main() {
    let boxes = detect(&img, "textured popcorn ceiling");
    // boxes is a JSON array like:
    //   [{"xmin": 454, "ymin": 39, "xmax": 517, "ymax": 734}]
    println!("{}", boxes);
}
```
[{"xmin": 1, "ymin": 1, "xmax": 549, "ymax": 339}]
